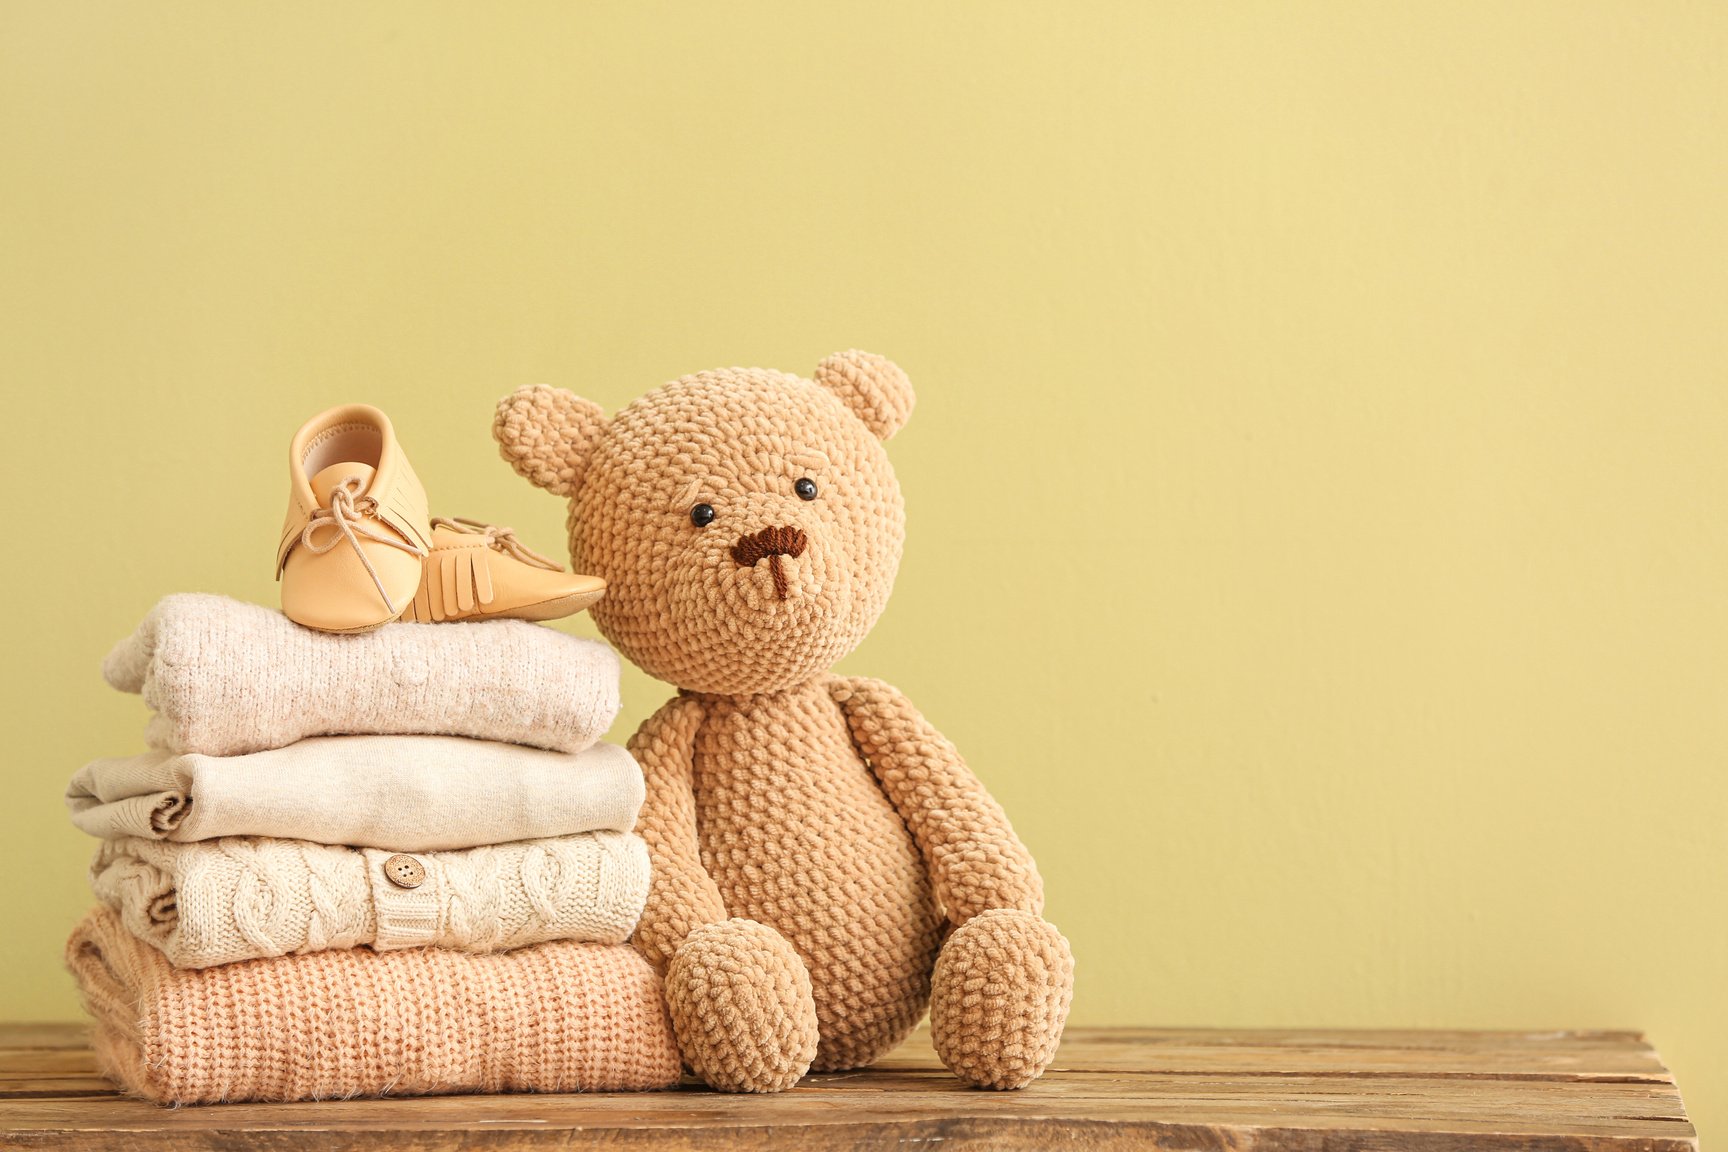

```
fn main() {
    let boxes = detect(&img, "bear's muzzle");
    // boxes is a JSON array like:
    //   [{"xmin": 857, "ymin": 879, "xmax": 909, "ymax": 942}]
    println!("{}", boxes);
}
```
[{"xmin": 731, "ymin": 526, "xmax": 809, "ymax": 601}]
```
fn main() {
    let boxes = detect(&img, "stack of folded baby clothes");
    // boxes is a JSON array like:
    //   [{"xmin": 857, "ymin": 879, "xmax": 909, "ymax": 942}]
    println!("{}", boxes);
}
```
[{"xmin": 64, "ymin": 592, "xmax": 682, "ymax": 1104}]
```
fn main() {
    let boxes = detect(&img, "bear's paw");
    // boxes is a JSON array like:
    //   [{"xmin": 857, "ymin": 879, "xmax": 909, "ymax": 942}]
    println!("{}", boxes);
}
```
[
  {"xmin": 930, "ymin": 908, "xmax": 1075, "ymax": 1089},
  {"xmin": 664, "ymin": 918, "xmax": 820, "ymax": 1093}
]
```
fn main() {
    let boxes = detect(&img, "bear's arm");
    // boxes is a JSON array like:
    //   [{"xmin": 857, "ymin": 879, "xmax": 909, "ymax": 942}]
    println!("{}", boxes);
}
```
[
  {"xmin": 828, "ymin": 676, "xmax": 1044, "ymax": 926},
  {"xmin": 627, "ymin": 693, "xmax": 729, "ymax": 970}
]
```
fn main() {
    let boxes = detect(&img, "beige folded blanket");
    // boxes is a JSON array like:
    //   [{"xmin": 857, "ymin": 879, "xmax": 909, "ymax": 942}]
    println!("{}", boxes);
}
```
[
  {"xmin": 66, "ymin": 736, "xmax": 645, "ymax": 850},
  {"xmin": 67, "ymin": 907, "xmax": 681, "ymax": 1103},
  {"xmin": 91, "ymin": 831, "xmax": 650, "ymax": 969},
  {"xmin": 104, "ymin": 593, "xmax": 620, "ymax": 755}
]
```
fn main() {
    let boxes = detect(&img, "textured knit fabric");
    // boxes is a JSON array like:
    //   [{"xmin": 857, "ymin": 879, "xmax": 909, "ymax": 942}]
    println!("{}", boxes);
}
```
[
  {"xmin": 90, "ymin": 831, "xmax": 650, "ymax": 968},
  {"xmin": 663, "ymin": 917, "xmax": 819, "ymax": 1093},
  {"xmin": 680, "ymin": 683, "xmax": 944, "ymax": 1073},
  {"xmin": 66, "ymin": 907, "xmax": 682, "ymax": 1104},
  {"xmin": 66, "ymin": 737, "xmax": 644, "ymax": 850},
  {"xmin": 494, "ymin": 352, "xmax": 1074, "ymax": 1093},
  {"xmin": 104, "ymin": 593, "xmax": 620, "ymax": 756},
  {"xmin": 929, "ymin": 908, "xmax": 1075, "ymax": 1090},
  {"xmin": 504, "ymin": 362, "xmax": 907, "ymax": 697}
]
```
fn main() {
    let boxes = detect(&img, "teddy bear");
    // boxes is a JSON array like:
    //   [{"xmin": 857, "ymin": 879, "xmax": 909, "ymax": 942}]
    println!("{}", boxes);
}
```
[{"xmin": 492, "ymin": 351, "xmax": 1074, "ymax": 1093}]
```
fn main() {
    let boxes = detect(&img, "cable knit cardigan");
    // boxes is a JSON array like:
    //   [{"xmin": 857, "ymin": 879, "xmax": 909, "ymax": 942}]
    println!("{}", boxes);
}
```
[
  {"xmin": 66, "ymin": 908, "xmax": 683, "ymax": 1104},
  {"xmin": 104, "ymin": 593, "xmax": 620, "ymax": 755},
  {"xmin": 91, "ymin": 831, "xmax": 650, "ymax": 968}
]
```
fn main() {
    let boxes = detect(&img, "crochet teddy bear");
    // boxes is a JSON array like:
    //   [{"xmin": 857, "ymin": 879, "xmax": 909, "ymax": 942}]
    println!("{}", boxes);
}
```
[{"xmin": 492, "ymin": 352, "xmax": 1074, "ymax": 1093}]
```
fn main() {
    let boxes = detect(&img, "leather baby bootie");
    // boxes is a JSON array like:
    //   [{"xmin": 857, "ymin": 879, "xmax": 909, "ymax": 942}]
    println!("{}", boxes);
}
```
[
  {"xmin": 276, "ymin": 404, "xmax": 433, "ymax": 634},
  {"xmin": 399, "ymin": 516, "xmax": 606, "ymax": 623}
]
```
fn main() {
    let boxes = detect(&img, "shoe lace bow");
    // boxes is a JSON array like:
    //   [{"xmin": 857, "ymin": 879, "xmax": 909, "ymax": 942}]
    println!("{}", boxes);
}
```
[
  {"xmin": 432, "ymin": 516, "xmax": 563, "ymax": 571},
  {"xmin": 302, "ymin": 476, "xmax": 428, "ymax": 613}
]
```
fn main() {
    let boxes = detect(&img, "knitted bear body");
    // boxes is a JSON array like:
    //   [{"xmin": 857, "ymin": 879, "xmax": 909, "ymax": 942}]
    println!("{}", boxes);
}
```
[
  {"xmin": 687, "ymin": 682, "xmax": 943, "ymax": 1071},
  {"xmin": 494, "ymin": 352, "xmax": 1074, "ymax": 1093}
]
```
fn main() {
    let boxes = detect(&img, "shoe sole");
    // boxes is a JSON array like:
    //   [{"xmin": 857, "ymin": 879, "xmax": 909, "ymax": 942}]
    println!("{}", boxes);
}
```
[
  {"xmin": 486, "ymin": 587, "xmax": 607, "ymax": 622},
  {"xmin": 300, "ymin": 618, "xmax": 404, "ymax": 635},
  {"xmin": 284, "ymin": 612, "xmax": 405, "ymax": 635}
]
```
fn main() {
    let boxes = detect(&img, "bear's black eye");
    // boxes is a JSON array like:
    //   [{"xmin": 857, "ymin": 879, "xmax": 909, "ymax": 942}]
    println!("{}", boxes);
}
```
[
  {"xmin": 794, "ymin": 477, "xmax": 818, "ymax": 501},
  {"xmin": 690, "ymin": 503, "xmax": 716, "ymax": 527}
]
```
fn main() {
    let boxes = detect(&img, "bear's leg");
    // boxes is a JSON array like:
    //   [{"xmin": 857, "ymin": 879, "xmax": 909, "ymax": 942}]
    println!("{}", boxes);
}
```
[
  {"xmin": 929, "ymin": 908, "xmax": 1075, "ymax": 1089},
  {"xmin": 664, "ymin": 918, "xmax": 821, "ymax": 1093}
]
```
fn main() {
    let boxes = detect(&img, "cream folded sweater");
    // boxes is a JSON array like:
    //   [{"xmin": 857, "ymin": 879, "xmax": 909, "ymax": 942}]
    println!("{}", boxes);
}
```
[
  {"xmin": 67, "ymin": 736, "xmax": 645, "ymax": 850},
  {"xmin": 104, "ymin": 593, "xmax": 620, "ymax": 756},
  {"xmin": 67, "ymin": 908, "xmax": 682, "ymax": 1103},
  {"xmin": 91, "ymin": 831, "xmax": 651, "ymax": 969}
]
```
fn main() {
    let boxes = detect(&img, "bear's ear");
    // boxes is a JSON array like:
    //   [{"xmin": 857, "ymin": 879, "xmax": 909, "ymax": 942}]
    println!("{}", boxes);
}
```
[
  {"xmin": 493, "ymin": 385, "xmax": 609, "ymax": 497},
  {"xmin": 813, "ymin": 350, "xmax": 915, "ymax": 441}
]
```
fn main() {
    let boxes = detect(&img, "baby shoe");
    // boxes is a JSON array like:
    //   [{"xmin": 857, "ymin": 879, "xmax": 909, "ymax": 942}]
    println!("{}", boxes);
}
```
[
  {"xmin": 276, "ymin": 404, "xmax": 433, "ymax": 634},
  {"xmin": 399, "ymin": 516, "xmax": 606, "ymax": 623}
]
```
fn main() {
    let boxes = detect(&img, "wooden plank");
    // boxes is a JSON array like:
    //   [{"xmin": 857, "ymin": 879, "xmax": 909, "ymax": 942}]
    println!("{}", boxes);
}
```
[
  {"xmin": 0, "ymin": 1050, "xmax": 98, "ymax": 1075},
  {"xmin": 0, "ymin": 1024, "xmax": 90, "ymax": 1050},
  {"xmin": 0, "ymin": 1026, "xmax": 1694, "ymax": 1151},
  {"xmin": 876, "ymin": 1028, "xmax": 1675, "ymax": 1080},
  {"xmin": 0, "ymin": 1072, "xmax": 1693, "ymax": 1127},
  {"xmin": 0, "ymin": 1028, "xmax": 1669, "ymax": 1082},
  {"xmin": 13, "ymin": 1033, "xmax": 1665, "ymax": 1084},
  {"xmin": 0, "ymin": 1112, "xmax": 1701, "ymax": 1152}
]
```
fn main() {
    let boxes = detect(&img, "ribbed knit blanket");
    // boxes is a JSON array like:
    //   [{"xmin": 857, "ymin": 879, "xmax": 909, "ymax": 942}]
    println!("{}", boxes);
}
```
[
  {"xmin": 66, "ymin": 907, "xmax": 682, "ymax": 1103},
  {"xmin": 66, "ymin": 736, "xmax": 645, "ymax": 850},
  {"xmin": 91, "ymin": 831, "xmax": 650, "ymax": 969},
  {"xmin": 104, "ymin": 593, "xmax": 620, "ymax": 755}
]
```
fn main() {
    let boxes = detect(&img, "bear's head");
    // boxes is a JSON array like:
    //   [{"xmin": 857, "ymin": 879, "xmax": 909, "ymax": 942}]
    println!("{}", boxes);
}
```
[{"xmin": 494, "ymin": 351, "xmax": 914, "ymax": 695}]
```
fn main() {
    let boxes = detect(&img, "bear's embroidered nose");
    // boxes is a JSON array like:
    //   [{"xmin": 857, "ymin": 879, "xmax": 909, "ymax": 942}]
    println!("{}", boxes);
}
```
[{"xmin": 731, "ymin": 526, "xmax": 808, "ymax": 601}]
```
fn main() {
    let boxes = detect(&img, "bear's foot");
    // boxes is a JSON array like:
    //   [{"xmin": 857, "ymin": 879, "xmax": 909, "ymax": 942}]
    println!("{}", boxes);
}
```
[
  {"xmin": 665, "ymin": 918, "xmax": 820, "ymax": 1093},
  {"xmin": 929, "ymin": 908, "xmax": 1074, "ymax": 1089}
]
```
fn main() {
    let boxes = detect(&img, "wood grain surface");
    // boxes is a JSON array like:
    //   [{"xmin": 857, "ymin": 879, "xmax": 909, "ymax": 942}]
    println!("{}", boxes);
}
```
[{"xmin": 0, "ymin": 1024, "xmax": 1695, "ymax": 1150}]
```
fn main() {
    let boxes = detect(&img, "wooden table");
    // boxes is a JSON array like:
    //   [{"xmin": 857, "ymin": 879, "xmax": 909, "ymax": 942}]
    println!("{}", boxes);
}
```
[{"xmin": 0, "ymin": 1023, "xmax": 1695, "ymax": 1150}]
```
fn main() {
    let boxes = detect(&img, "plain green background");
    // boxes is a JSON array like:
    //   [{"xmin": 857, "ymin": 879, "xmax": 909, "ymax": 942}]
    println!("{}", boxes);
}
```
[{"xmin": 2, "ymin": 2, "xmax": 1724, "ymax": 1139}]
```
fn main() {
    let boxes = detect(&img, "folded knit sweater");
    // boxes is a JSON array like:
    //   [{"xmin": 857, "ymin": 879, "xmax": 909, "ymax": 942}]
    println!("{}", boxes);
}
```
[
  {"xmin": 66, "ymin": 907, "xmax": 683, "ymax": 1103},
  {"xmin": 91, "ymin": 831, "xmax": 650, "ymax": 969},
  {"xmin": 66, "ymin": 736, "xmax": 645, "ymax": 850},
  {"xmin": 104, "ymin": 593, "xmax": 620, "ymax": 756}
]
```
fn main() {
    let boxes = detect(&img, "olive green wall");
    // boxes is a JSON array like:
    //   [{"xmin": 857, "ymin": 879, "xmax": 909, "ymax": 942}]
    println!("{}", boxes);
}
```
[{"xmin": 3, "ymin": 1, "xmax": 1723, "ymax": 1138}]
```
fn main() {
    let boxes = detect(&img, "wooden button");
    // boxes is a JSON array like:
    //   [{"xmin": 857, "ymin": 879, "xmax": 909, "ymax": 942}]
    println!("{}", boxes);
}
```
[{"xmin": 383, "ymin": 854, "xmax": 425, "ymax": 889}]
